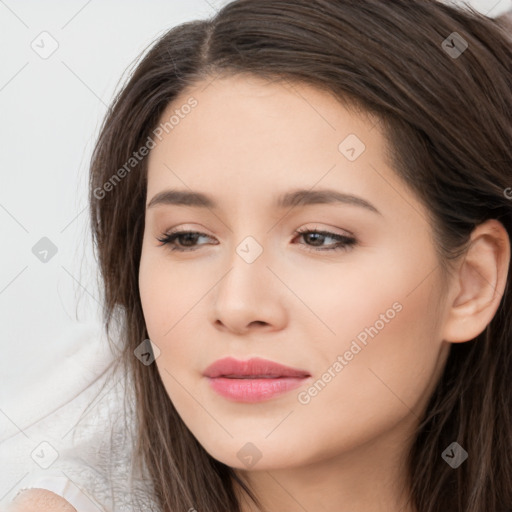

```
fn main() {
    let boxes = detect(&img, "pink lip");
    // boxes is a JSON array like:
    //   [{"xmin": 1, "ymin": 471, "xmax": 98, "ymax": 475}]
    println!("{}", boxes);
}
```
[{"xmin": 203, "ymin": 357, "xmax": 311, "ymax": 403}]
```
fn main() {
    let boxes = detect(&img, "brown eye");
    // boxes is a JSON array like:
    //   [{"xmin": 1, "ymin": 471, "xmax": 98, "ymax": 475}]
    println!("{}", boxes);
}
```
[
  {"xmin": 157, "ymin": 230, "xmax": 215, "ymax": 252},
  {"xmin": 293, "ymin": 228, "xmax": 357, "ymax": 252}
]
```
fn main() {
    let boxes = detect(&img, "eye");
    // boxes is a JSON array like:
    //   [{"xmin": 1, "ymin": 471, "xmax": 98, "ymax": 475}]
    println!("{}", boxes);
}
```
[
  {"xmin": 156, "ymin": 230, "xmax": 215, "ymax": 252},
  {"xmin": 156, "ymin": 228, "xmax": 357, "ymax": 252},
  {"xmin": 292, "ymin": 228, "xmax": 357, "ymax": 252}
]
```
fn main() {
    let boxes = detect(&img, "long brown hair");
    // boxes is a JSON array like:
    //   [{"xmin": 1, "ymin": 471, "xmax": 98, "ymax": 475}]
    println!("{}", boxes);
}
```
[{"xmin": 88, "ymin": 1, "xmax": 512, "ymax": 510}]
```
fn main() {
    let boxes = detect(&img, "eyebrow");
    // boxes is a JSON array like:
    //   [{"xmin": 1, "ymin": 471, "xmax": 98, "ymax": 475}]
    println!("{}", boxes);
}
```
[{"xmin": 146, "ymin": 188, "xmax": 382, "ymax": 215}]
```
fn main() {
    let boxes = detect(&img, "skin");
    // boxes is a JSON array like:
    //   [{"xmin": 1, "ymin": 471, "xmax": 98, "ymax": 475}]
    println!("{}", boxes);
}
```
[
  {"xmin": 138, "ymin": 73, "xmax": 510, "ymax": 512},
  {"xmin": 7, "ymin": 489, "xmax": 77, "ymax": 512}
]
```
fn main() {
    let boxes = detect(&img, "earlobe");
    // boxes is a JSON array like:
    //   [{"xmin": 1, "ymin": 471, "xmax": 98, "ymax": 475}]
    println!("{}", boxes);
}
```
[{"xmin": 442, "ymin": 219, "xmax": 510, "ymax": 343}]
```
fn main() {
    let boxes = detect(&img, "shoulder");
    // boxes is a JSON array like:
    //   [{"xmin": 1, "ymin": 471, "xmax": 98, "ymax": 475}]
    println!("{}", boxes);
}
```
[{"xmin": 6, "ymin": 489, "xmax": 77, "ymax": 512}]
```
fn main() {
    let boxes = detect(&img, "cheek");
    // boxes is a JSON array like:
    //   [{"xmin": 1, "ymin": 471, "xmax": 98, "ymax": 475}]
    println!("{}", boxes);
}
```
[
  {"xmin": 139, "ymin": 248, "xmax": 167, "ymax": 336},
  {"xmin": 138, "ymin": 245, "xmax": 213, "ymax": 397},
  {"xmin": 138, "ymin": 245, "xmax": 209, "ymax": 339},
  {"xmin": 302, "ymin": 258, "xmax": 445, "ymax": 439}
]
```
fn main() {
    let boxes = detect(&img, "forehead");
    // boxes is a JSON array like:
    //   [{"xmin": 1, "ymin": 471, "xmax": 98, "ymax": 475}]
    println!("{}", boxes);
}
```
[
  {"xmin": 148, "ymin": 73, "xmax": 378, "ymax": 161},
  {"xmin": 145, "ymin": 74, "xmax": 426, "ymax": 223}
]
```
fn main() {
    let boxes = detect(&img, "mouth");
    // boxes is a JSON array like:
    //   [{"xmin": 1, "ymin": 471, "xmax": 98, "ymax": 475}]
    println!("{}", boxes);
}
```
[
  {"xmin": 203, "ymin": 357, "xmax": 311, "ymax": 402},
  {"xmin": 203, "ymin": 356, "xmax": 311, "ymax": 379},
  {"xmin": 222, "ymin": 375, "xmax": 289, "ymax": 379}
]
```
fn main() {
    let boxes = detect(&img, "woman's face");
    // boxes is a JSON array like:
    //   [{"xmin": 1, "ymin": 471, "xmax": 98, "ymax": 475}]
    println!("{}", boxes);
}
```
[{"xmin": 139, "ymin": 74, "xmax": 452, "ymax": 472}]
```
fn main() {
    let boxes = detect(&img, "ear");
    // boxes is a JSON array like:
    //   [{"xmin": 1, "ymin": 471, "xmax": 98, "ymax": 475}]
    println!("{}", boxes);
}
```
[{"xmin": 442, "ymin": 219, "xmax": 510, "ymax": 343}]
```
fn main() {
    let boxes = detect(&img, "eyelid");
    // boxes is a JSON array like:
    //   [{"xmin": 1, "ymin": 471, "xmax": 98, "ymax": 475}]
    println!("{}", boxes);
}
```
[
  {"xmin": 158, "ymin": 223, "xmax": 213, "ymax": 238},
  {"xmin": 297, "ymin": 223, "xmax": 354, "ymax": 237},
  {"xmin": 159, "ymin": 222, "xmax": 352, "ymax": 238}
]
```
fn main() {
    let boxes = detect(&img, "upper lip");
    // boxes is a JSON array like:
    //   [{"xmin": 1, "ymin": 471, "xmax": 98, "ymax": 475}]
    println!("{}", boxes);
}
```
[{"xmin": 203, "ymin": 357, "xmax": 311, "ymax": 378}]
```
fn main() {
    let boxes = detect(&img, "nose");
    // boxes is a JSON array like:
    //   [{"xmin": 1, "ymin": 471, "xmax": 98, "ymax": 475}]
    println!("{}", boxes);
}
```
[{"xmin": 211, "ymin": 241, "xmax": 287, "ymax": 335}]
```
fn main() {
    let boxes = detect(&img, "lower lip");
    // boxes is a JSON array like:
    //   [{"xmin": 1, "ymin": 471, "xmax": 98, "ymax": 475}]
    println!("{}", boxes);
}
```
[{"xmin": 206, "ymin": 376, "xmax": 309, "ymax": 402}]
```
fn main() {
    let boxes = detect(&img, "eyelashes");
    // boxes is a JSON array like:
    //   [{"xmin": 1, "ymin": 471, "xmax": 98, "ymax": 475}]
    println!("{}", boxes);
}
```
[{"xmin": 156, "ymin": 228, "xmax": 357, "ymax": 253}]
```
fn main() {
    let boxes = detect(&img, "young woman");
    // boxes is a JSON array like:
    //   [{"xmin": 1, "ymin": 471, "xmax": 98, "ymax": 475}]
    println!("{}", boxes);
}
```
[{"xmin": 11, "ymin": 0, "xmax": 512, "ymax": 511}]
